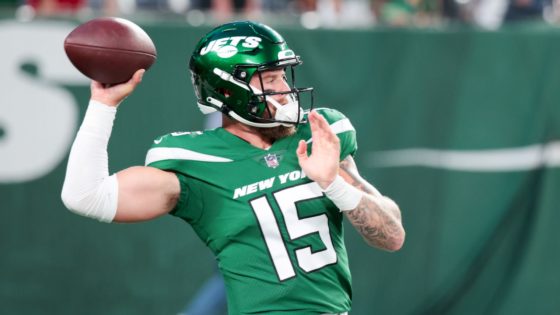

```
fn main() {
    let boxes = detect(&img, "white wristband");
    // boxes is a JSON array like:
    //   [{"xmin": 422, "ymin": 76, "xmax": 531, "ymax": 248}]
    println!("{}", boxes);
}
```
[
  {"xmin": 322, "ymin": 175, "xmax": 363, "ymax": 211},
  {"xmin": 60, "ymin": 100, "xmax": 118, "ymax": 222}
]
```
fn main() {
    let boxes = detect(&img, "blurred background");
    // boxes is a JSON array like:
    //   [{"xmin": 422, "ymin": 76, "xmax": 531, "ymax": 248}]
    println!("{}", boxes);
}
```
[
  {"xmin": 3, "ymin": 0, "xmax": 560, "ymax": 29},
  {"xmin": 1, "ymin": 0, "xmax": 560, "ymax": 314}
]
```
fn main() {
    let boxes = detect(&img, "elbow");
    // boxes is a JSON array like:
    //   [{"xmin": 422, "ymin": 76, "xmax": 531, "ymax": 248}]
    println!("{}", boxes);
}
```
[
  {"xmin": 61, "ymin": 187, "xmax": 86, "ymax": 215},
  {"xmin": 60, "ymin": 189, "xmax": 115, "ymax": 223},
  {"xmin": 385, "ymin": 202, "xmax": 405, "ymax": 252},
  {"xmin": 60, "ymin": 175, "xmax": 118, "ymax": 223},
  {"xmin": 367, "ymin": 225, "xmax": 406, "ymax": 252},
  {"xmin": 385, "ymin": 229, "xmax": 406, "ymax": 252},
  {"xmin": 390, "ymin": 221, "xmax": 406, "ymax": 251},
  {"xmin": 61, "ymin": 186, "xmax": 78, "ymax": 212}
]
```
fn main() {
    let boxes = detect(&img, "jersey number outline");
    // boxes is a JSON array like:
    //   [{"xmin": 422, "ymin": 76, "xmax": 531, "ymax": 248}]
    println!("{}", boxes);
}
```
[{"xmin": 250, "ymin": 182, "xmax": 337, "ymax": 281}]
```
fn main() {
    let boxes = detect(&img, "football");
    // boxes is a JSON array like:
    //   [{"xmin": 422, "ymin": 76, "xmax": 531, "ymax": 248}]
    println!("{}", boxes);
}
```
[{"xmin": 64, "ymin": 17, "xmax": 157, "ymax": 85}]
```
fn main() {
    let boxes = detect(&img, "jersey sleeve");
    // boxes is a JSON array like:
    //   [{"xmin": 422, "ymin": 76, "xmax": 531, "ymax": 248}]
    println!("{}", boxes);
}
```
[
  {"xmin": 144, "ymin": 133, "xmax": 183, "ymax": 171},
  {"xmin": 315, "ymin": 108, "xmax": 358, "ymax": 160},
  {"xmin": 144, "ymin": 133, "xmax": 194, "ymax": 219}
]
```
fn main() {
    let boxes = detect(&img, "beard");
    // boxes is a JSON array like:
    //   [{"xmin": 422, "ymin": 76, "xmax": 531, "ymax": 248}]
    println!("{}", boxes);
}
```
[{"xmin": 255, "ymin": 125, "xmax": 296, "ymax": 142}]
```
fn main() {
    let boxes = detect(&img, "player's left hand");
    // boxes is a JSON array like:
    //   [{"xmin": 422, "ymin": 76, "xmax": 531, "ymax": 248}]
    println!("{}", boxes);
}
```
[{"xmin": 296, "ymin": 110, "xmax": 340, "ymax": 189}]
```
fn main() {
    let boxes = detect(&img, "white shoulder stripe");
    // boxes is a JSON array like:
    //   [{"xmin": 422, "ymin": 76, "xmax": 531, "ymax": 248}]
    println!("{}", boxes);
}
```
[
  {"xmin": 330, "ymin": 118, "xmax": 355, "ymax": 134},
  {"xmin": 145, "ymin": 147, "xmax": 233, "ymax": 165},
  {"xmin": 306, "ymin": 118, "xmax": 355, "ymax": 143}
]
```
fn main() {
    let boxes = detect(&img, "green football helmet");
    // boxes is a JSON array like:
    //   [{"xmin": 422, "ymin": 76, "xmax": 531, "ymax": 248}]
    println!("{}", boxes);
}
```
[{"xmin": 189, "ymin": 21, "xmax": 313, "ymax": 128}]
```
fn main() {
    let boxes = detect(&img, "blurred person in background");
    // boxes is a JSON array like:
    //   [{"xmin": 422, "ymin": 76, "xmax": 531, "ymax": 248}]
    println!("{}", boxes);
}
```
[
  {"xmin": 371, "ymin": 0, "xmax": 440, "ymax": 26},
  {"xmin": 179, "ymin": 270, "xmax": 227, "ymax": 315},
  {"xmin": 190, "ymin": 0, "xmax": 261, "ymax": 21},
  {"xmin": 61, "ymin": 20, "xmax": 405, "ymax": 314},
  {"xmin": 25, "ymin": 0, "xmax": 85, "ymax": 16},
  {"xmin": 19, "ymin": 0, "xmax": 119, "ymax": 18},
  {"xmin": 503, "ymin": 0, "xmax": 551, "ymax": 22}
]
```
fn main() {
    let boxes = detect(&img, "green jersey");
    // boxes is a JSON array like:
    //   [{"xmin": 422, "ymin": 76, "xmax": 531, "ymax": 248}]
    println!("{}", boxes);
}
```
[{"xmin": 146, "ymin": 108, "xmax": 357, "ymax": 314}]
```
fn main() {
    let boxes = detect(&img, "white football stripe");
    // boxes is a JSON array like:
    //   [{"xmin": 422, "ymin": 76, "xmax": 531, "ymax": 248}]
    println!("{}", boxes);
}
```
[
  {"xmin": 145, "ymin": 147, "xmax": 233, "ymax": 165},
  {"xmin": 368, "ymin": 141, "xmax": 560, "ymax": 172}
]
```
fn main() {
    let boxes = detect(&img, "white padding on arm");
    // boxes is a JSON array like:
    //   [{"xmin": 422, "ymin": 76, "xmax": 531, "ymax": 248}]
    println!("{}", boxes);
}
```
[
  {"xmin": 322, "ymin": 175, "xmax": 363, "ymax": 211},
  {"xmin": 61, "ymin": 100, "xmax": 119, "ymax": 222}
]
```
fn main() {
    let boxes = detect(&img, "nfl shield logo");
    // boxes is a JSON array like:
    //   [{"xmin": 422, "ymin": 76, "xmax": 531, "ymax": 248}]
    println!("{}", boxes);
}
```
[{"xmin": 264, "ymin": 154, "xmax": 280, "ymax": 168}]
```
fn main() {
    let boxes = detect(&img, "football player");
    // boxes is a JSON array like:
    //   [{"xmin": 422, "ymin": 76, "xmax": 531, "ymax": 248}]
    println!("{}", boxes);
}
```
[{"xmin": 61, "ymin": 21, "xmax": 405, "ymax": 314}]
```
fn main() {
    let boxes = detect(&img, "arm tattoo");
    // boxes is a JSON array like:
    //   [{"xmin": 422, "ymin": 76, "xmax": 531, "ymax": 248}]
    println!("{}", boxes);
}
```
[{"xmin": 339, "ymin": 157, "xmax": 405, "ymax": 251}]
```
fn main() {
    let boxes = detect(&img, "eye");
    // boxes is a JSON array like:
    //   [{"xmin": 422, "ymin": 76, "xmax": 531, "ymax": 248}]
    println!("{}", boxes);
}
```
[{"xmin": 264, "ymin": 76, "xmax": 276, "ymax": 84}]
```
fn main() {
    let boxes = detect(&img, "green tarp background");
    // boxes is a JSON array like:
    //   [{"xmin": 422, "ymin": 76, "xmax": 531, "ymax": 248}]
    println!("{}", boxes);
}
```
[{"xmin": 1, "ymin": 19, "xmax": 559, "ymax": 315}]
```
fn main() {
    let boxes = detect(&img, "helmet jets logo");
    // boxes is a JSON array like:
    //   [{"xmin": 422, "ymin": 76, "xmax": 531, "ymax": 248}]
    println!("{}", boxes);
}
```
[{"xmin": 200, "ymin": 36, "xmax": 262, "ymax": 58}]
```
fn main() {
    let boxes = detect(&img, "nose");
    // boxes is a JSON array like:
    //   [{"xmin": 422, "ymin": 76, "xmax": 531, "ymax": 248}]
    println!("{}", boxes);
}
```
[
  {"xmin": 272, "ymin": 81, "xmax": 290, "ymax": 105},
  {"xmin": 272, "ymin": 93, "xmax": 288, "ymax": 106}
]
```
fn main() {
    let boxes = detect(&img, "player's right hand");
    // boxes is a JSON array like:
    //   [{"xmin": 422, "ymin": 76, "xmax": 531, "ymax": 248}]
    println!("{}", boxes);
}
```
[{"xmin": 91, "ymin": 69, "xmax": 145, "ymax": 107}]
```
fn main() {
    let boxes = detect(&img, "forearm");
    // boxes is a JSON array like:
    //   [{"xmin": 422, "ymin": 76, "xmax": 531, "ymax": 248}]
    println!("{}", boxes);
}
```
[
  {"xmin": 339, "ymin": 159, "xmax": 405, "ymax": 251},
  {"xmin": 60, "ymin": 100, "xmax": 118, "ymax": 222},
  {"xmin": 344, "ymin": 193, "xmax": 404, "ymax": 251}
]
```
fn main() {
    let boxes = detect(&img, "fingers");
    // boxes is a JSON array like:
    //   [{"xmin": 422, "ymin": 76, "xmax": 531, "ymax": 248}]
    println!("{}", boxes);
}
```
[
  {"xmin": 309, "ymin": 110, "xmax": 337, "ymax": 144},
  {"xmin": 131, "ymin": 69, "xmax": 145, "ymax": 85},
  {"xmin": 92, "ymin": 69, "xmax": 144, "ymax": 91},
  {"xmin": 296, "ymin": 139, "xmax": 308, "ymax": 159},
  {"xmin": 91, "ymin": 80, "xmax": 103, "ymax": 89},
  {"xmin": 118, "ymin": 69, "xmax": 144, "ymax": 93},
  {"xmin": 309, "ymin": 111, "xmax": 320, "ymax": 143},
  {"xmin": 90, "ymin": 69, "xmax": 146, "ymax": 106},
  {"xmin": 309, "ymin": 111, "xmax": 330, "ymax": 134},
  {"xmin": 313, "ymin": 111, "xmax": 336, "ymax": 139},
  {"xmin": 121, "ymin": 69, "xmax": 145, "ymax": 95},
  {"xmin": 296, "ymin": 139, "xmax": 311, "ymax": 171},
  {"xmin": 299, "ymin": 112, "xmax": 341, "ymax": 185}
]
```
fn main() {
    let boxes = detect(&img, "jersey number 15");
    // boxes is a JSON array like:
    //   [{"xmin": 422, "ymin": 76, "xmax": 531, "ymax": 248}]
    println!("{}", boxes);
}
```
[{"xmin": 250, "ymin": 182, "xmax": 337, "ymax": 281}]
